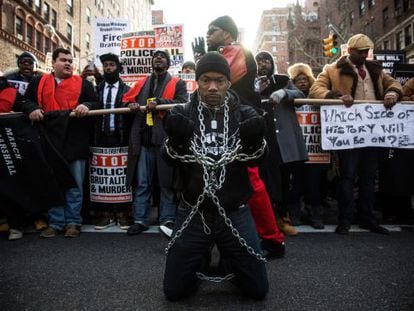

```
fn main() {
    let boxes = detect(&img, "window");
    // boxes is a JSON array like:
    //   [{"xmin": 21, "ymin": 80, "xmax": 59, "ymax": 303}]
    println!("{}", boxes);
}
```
[
  {"xmin": 383, "ymin": 40, "xmax": 389, "ymax": 49},
  {"xmin": 36, "ymin": 29, "xmax": 42, "ymax": 50},
  {"xmin": 368, "ymin": 0, "xmax": 375, "ymax": 8},
  {"xmin": 67, "ymin": 0, "xmax": 73, "ymax": 15},
  {"xmin": 51, "ymin": 9, "xmax": 57, "ymax": 27},
  {"xmin": 382, "ymin": 7, "xmax": 388, "ymax": 27},
  {"xmin": 15, "ymin": 16, "xmax": 24, "ymax": 40},
  {"xmin": 86, "ymin": 7, "xmax": 91, "ymax": 24},
  {"xmin": 23, "ymin": 0, "xmax": 33, "ymax": 7},
  {"xmin": 405, "ymin": 24, "xmax": 412, "ymax": 46},
  {"xmin": 67, "ymin": 23, "xmax": 72, "ymax": 41},
  {"xmin": 86, "ymin": 33, "xmax": 90, "ymax": 50},
  {"xmin": 396, "ymin": 31, "xmax": 403, "ymax": 50},
  {"xmin": 359, "ymin": 0, "xmax": 366, "ymax": 16},
  {"xmin": 272, "ymin": 46, "xmax": 277, "ymax": 53},
  {"xmin": 35, "ymin": 0, "xmax": 41, "ymax": 14},
  {"xmin": 403, "ymin": 0, "xmax": 410, "ymax": 11},
  {"xmin": 395, "ymin": 0, "xmax": 402, "ymax": 17},
  {"xmin": 26, "ymin": 24, "xmax": 34, "ymax": 46},
  {"xmin": 44, "ymin": 37, "xmax": 50, "ymax": 53},
  {"xmin": 43, "ymin": 2, "xmax": 50, "ymax": 21}
]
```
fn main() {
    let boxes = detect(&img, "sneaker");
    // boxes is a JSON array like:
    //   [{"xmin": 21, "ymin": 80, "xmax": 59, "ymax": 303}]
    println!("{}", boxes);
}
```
[
  {"xmin": 360, "ymin": 223, "xmax": 390, "ymax": 235},
  {"xmin": 40, "ymin": 227, "xmax": 59, "ymax": 238},
  {"xmin": 64, "ymin": 225, "xmax": 81, "ymax": 238},
  {"xmin": 159, "ymin": 221, "xmax": 174, "ymax": 239},
  {"xmin": 8, "ymin": 229, "xmax": 23, "ymax": 241},
  {"xmin": 34, "ymin": 218, "xmax": 48, "ymax": 231},
  {"xmin": 118, "ymin": 213, "xmax": 132, "ymax": 230},
  {"xmin": 127, "ymin": 223, "xmax": 149, "ymax": 236},
  {"xmin": 94, "ymin": 217, "xmax": 116, "ymax": 230},
  {"xmin": 261, "ymin": 240, "xmax": 285, "ymax": 259}
]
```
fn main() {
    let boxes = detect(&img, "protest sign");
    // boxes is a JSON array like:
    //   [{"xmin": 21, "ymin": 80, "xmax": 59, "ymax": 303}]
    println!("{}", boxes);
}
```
[
  {"xmin": 90, "ymin": 147, "xmax": 132, "ymax": 203},
  {"xmin": 120, "ymin": 31, "xmax": 156, "ymax": 82},
  {"xmin": 373, "ymin": 50, "xmax": 405, "ymax": 76},
  {"xmin": 93, "ymin": 19, "xmax": 131, "ymax": 67},
  {"xmin": 178, "ymin": 73, "xmax": 196, "ymax": 101},
  {"xmin": 296, "ymin": 105, "xmax": 330, "ymax": 163},
  {"xmin": 154, "ymin": 24, "xmax": 184, "ymax": 75},
  {"xmin": 7, "ymin": 80, "xmax": 28, "ymax": 96},
  {"xmin": 320, "ymin": 103, "xmax": 414, "ymax": 150}
]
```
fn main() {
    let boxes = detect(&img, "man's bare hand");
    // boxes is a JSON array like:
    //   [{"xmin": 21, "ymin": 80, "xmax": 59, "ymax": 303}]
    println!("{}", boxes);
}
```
[
  {"xmin": 128, "ymin": 103, "xmax": 139, "ymax": 111},
  {"xmin": 383, "ymin": 93, "xmax": 398, "ymax": 110},
  {"xmin": 29, "ymin": 109, "xmax": 44, "ymax": 121},
  {"xmin": 340, "ymin": 94, "xmax": 354, "ymax": 107},
  {"xmin": 73, "ymin": 104, "xmax": 89, "ymax": 117},
  {"xmin": 146, "ymin": 99, "xmax": 157, "ymax": 112}
]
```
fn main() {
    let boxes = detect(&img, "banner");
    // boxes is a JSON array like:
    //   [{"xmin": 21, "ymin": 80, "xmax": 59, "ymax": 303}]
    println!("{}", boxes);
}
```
[
  {"xmin": 93, "ymin": 19, "xmax": 131, "ymax": 67},
  {"xmin": 0, "ymin": 114, "xmax": 67, "ymax": 215},
  {"xmin": 89, "ymin": 146, "xmax": 132, "ymax": 203},
  {"xmin": 296, "ymin": 105, "xmax": 330, "ymax": 163},
  {"xmin": 7, "ymin": 80, "xmax": 29, "ymax": 96},
  {"xmin": 154, "ymin": 24, "xmax": 184, "ymax": 75},
  {"xmin": 120, "ymin": 31, "xmax": 156, "ymax": 82},
  {"xmin": 320, "ymin": 103, "xmax": 414, "ymax": 150}
]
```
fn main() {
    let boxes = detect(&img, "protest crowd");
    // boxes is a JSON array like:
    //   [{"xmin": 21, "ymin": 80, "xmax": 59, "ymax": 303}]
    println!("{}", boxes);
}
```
[{"xmin": 1, "ymin": 15, "xmax": 414, "ymax": 300}]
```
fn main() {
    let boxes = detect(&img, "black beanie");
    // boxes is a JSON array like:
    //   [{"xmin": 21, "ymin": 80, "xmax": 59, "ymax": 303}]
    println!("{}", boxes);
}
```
[
  {"xmin": 209, "ymin": 15, "xmax": 238, "ymax": 40},
  {"xmin": 152, "ymin": 50, "xmax": 171, "ymax": 69},
  {"xmin": 195, "ymin": 52, "xmax": 230, "ymax": 81},
  {"xmin": 17, "ymin": 51, "xmax": 38, "ymax": 66}
]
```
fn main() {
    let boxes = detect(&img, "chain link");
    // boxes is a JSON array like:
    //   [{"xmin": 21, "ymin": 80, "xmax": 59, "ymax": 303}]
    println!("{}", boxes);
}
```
[{"xmin": 165, "ymin": 100, "xmax": 267, "ymax": 263}]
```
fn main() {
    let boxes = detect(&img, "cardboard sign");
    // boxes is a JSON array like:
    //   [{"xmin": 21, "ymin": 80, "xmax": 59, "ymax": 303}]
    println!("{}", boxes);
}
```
[
  {"xmin": 89, "ymin": 146, "xmax": 132, "ymax": 203},
  {"xmin": 320, "ymin": 104, "xmax": 414, "ymax": 150},
  {"xmin": 154, "ymin": 24, "xmax": 184, "ymax": 75},
  {"xmin": 296, "ymin": 105, "xmax": 330, "ymax": 163}
]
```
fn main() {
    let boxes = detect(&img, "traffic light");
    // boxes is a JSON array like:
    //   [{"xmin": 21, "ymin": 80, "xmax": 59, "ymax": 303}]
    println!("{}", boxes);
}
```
[{"xmin": 322, "ymin": 34, "xmax": 339, "ymax": 58}]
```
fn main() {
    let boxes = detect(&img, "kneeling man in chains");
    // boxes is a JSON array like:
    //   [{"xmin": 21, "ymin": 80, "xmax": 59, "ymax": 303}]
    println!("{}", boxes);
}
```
[{"xmin": 162, "ymin": 52, "xmax": 268, "ymax": 300}]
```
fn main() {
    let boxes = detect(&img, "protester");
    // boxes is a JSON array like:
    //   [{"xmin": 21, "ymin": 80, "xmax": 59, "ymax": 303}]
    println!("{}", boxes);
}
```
[
  {"xmin": 255, "ymin": 51, "xmax": 307, "ymax": 235},
  {"xmin": 206, "ymin": 16, "xmax": 286, "ymax": 257},
  {"xmin": 181, "ymin": 61, "xmax": 196, "ymax": 74},
  {"xmin": 309, "ymin": 34, "xmax": 403, "ymax": 234},
  {"xmin": 163, "ymin": 52, "xmax": 268, "ymax": 301},
  {"xmin": 5, "ymin": 51, "xmax": 40, "ymax": 83},
  {"xmin": 402, "ymin": 77, "xmax": 414, "ymax": 101},
  {"xmin": 287, "ymin": 62, "xmax": 327, "ymax": 229},
  {"xmin": 22, "ymin": 47, "xmax": 98, "ymax": 238},
  {"xmin": 123, "ymin": 50, "xmax": 187, "ymax": 237},
  {"xmin": 91, "ymin": 53, "xmax": 132, "ymax": 230}
]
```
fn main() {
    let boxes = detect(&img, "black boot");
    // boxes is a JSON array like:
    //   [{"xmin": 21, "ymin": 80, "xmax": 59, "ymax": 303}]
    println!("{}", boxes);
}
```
[{"xmin": 308, "ymin": 205, "xmax": 325, "ymax": 229}]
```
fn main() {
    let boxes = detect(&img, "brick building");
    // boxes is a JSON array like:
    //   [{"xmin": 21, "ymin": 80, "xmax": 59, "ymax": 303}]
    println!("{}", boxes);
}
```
[{"xmin": 0, "ymin": 0, "xmax": 153, "ymax": 72}]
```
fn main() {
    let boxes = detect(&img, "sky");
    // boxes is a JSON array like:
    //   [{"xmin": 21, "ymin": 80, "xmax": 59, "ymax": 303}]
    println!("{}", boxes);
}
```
[{"xmin": 152, "ymin": 0, "xmax": 297, "ymax": 62}]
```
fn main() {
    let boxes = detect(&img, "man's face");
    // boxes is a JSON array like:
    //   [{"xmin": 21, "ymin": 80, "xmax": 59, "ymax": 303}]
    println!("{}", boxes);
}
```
[
  {"xmin": 52, "ymin": 52, "xmax": 73, "ymax": 79},
  {"xmin": 198, "ymin": 72, "xmax": 228, "ymax": 107},
  {"xmin": 293, "ymin": 74, "xmax": 310, "ymax": 93},
  {"xmin": 257, "ymin": 57, "xmax": 272, "ymax": 76},
  {"xmin": 182, "ymin": 66, "xmax": 195, "ymax": 74},
  {"xmin": 206, "ymin": 26, "xmax": 226, "ymax": 51},
  {"xmin": 18, "ymin": 57, "xmax": 35, "ymax": 78},
  {"xmin": 152, "ymin": 52, "xmax": 169, "ymax": 73},
  {"xmin": 103, "ymin": 60, "xmax": 118, "ymax": 74},
  {"xmin": 348, "ymin": 48, "xmax": 369, "ymax": 66}
]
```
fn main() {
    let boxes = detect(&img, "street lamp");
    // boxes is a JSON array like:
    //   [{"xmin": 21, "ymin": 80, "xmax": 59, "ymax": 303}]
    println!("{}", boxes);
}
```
[{"xmin": 44, "ymin": 24, "xmax": 74, "ymax": 55}]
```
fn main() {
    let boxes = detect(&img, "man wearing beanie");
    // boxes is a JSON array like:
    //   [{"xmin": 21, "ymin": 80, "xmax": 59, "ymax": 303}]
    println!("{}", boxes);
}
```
[
  {"xmin": 122, "ymin": 50, "xmax": 187, "ymax": 237},
  {"xmin": 310, "ymin": 33, "xmax": 403, "ymax": 235},
  {"xmin": 162, "ymin": 52, "xmax": 268, "ymax": 301},
  {"xmin": 90, "ymin": 53, "xmax": 133, "ymax": 230}
]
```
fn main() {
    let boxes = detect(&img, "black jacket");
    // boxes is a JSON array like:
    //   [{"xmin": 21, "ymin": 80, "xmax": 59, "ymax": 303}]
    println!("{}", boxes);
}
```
[
  {"xmin": 163, "ymin": 90, "xmax": 266, "ymax": 210},
  {"xmin": 23, "ymin": 75, "xmax": 98, "ymax": 162}
]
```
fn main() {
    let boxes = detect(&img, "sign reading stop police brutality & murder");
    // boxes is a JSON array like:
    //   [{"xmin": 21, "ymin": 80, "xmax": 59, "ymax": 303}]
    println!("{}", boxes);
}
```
[
  {"xmin": 296, "ymin": 105, "xmax": 330, "ymax": 163},
  {"xmin": 320, "ymin": 104, "xmax": 414, "ymax": 150},
  {"xmin": 120, "ymin": 31, "xmax": 156, "ymax": 82},
  {"xmin": 89, "ymin": 147, "xmax": 132, "ymax": 203}
]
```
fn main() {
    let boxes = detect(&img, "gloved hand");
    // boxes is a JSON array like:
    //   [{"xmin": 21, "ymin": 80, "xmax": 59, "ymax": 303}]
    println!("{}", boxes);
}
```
[
  {"xmin": 192, "ymin": 37, "xmax": 206, "ymax": 62},
  {"xmin": 239, "ymin": 116, "xmax": 265, "ymax": 151},
  {"xmin": 270, "ymin": 89, "xmax": 286, "ymax": 105},
  {"xmin": 164, "ymin": 112, "xmax": 195, "ymax": 149}
]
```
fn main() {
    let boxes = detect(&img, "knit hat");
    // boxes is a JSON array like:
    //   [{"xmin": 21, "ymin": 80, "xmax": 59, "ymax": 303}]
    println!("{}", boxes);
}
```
[
  {"xmin": 287, "ymin": 63, "xmax": 316, "ymax": 86},
  {"xmin": 182, "ymin": 61, "xmax": 196, "ymax": 71},
  {"xmin": 209, "ymin": 15, "xmax": 238, "ymax": 40},
  {"xmin": 195, "ymin": 52, "xmax": 230, "ymax": 81},
  {"xmin": 152, "ymin": 50, "xmax": 171, "ymax": 69},
  {"xmin": 100, "ymin": 53, "xmax": 120, "ymax": 65},
  {"xmin": 17, "ymin": 51, "xmax": 38, "ymax": 66},
  {"xmin": 347, "ymin": 34, "xmax": 374, "ymax": 50}
]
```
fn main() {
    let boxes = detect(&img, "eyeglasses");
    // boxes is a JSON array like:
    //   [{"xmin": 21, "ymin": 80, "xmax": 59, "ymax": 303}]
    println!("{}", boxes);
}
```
[
  {"xmin": 207, "ymin": 27, "xmax": 221, "ymax": 35},
  {"xmin": 294, "ymin": 77, "xmax": 309, "ymax": 83},
  {"xmin": 19, "ymin": 59, "xmax": 34, "ymax": 65}
]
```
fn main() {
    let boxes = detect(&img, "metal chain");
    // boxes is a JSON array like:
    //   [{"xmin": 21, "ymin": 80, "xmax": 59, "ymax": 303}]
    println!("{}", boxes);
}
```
[{"xmin": 165, "ymin": 99, "xmax": 267, "ymax": 263}]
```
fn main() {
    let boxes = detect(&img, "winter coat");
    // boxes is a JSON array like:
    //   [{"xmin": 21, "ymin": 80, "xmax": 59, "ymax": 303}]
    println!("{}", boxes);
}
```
[
  {"xmin": 309, "ymin": 56, "xmax": 403, "ymax": 100},
  {"xmin": 402, "ymin": 77, "xmax": 414, "ymax": 101}
]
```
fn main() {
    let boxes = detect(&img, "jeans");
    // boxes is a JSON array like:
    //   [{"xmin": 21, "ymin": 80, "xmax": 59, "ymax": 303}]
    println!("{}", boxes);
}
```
[
  {"xmin": 48, "ymin": 160, "xmax": 86, "ymax": 230},
  {"xmin": 163, "ymin": 203, "xmax": 268, "ymax": 301},
  {"xmin": 337, "ymin": 148, "xmax": 378, "ymax": 226},
  {"xmin": 132, "ymin": 146, "xmax": 176, "ymax": 226}
]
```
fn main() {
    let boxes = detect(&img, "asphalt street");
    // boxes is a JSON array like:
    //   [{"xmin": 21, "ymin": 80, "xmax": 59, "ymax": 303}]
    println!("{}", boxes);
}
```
[{"xmin": 1, "ymin": 228, "xmax": 413, "ymax": 311}]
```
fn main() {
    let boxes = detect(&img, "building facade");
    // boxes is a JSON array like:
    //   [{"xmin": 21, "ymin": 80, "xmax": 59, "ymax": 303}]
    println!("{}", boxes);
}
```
[{"xmin": 0, "ymin": 0, "xmax": 153, "ymax": 72}]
